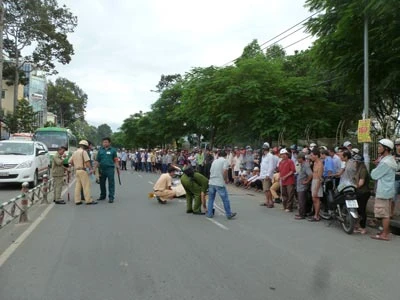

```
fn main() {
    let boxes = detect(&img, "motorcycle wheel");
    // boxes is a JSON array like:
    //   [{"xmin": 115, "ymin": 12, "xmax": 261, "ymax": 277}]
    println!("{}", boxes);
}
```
[
  {"xmin": 340, "ymin": 206, "xmax": 355, "ymax": 234},
  {"xmin": 319, "ymin": 197, "xmax": 332, "ymax": 220}
]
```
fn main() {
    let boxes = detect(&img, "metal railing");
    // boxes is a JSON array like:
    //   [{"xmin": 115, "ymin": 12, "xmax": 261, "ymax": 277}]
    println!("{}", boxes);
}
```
[{"xmin": 0, "ymin": 175, "xmax": 54, "ymax": 228}]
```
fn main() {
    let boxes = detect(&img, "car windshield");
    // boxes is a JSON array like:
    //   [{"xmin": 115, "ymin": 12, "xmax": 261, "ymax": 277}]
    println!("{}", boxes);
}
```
[
  {"xmin": 34, "ymin": 131, "xmax": 68, "ymax": 151},
  {"xmin": 0, "ymin": 142, "xmax": 34, "ymax": 155}
]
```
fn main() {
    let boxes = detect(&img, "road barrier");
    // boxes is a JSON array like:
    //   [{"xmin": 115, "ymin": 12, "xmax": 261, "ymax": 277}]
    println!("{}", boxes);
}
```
[{"xmin": 0, "ymin": 176, "xmax": 55, "ymax": 228}]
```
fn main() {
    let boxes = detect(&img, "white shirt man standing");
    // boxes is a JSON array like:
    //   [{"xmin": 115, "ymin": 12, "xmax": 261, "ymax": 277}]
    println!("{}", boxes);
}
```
[
  {"xmin": 259, "ymin": 142, "xmax": 278, "ymax": 208},
  {"xmin": 206, "ymin": 150, "xmax": 237, "ymax": 219}
]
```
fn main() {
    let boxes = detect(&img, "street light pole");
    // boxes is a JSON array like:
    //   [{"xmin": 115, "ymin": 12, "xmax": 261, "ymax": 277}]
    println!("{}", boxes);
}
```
[{"xmin": 363, "ymin": 11, "xmax": 370, "ymax": 171}]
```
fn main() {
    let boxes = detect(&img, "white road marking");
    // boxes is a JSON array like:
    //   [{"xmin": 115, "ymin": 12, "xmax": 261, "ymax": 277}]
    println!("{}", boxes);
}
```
[
  {"xmin": 0, "ymin": 177, "xmax": 76, "ymax": 269},
  {"xmin": 138, "ymin": 174, "xmax": 143, "ymax": 178},
  {"xmin": 148, "ymin": 181, "xmax": 154, "ymax": 185},
  {"xmin": 206, "ymin": 218, "xmax": 229, "ymax": 230}
]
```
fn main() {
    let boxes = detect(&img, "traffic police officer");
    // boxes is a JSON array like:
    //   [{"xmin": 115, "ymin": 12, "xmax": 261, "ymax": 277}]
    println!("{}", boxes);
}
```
[
  {"xmin": 180, "ymin": 166, "xmax": 209, "ymax": 214},
  {"xmin": 52, "ymin": 146, "xmax": 67, "ymax": 204},
  {"xmin": 95, "ymin": 137, "xmax": 118, "ymax": 203},
  {"xmin": 69, "ymin": 140, "xmax": 96, "ymax": 205}
]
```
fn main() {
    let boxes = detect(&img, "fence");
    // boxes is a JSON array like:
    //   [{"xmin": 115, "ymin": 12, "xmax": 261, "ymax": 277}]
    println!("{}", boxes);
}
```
[{"xmin": 0, "ymin": 175, "xmax": 54, "ymax": 228}]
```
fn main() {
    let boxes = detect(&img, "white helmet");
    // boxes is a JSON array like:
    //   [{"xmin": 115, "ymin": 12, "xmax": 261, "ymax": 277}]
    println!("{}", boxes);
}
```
[
  {"xmin": 379, "ymin": 138, "xmax": 394, "ymax": 150},
  {"xmin": 262, "ymin": 142, "xmax": 270, "ymax": 149}
]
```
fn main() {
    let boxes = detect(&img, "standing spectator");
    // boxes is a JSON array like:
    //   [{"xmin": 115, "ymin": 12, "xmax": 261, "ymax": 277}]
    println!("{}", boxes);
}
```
[
  {"xmin": 259, "ymin": 142, "xmax": 278, "ymax": 208},
  {"xmin": 206, "ymin": 150, "xmax": 237, "ymax": 219},
  {"xmin": 370, "ymin": 139, "xmax": 397, "ymax": 241},
  {"xmin": 309, "ymin": 148, "xmax": 323, "ymax": 222},
  {"xmin": 226, "ymin": 148, "xmax": 234, "ymax": 183},
  {"xmin": 196, "ymin": 149, "xmax": 205, "ymax": 174},
  {"xmin": 120, "ymin": 148, "xmax": 127, "ymax": 171},
  {"xmin": 204, "ymin": 147, "xmax": 214, "ymax": 178},
  {"xmin": 392, "ymin": 138, "xmax": 400, "ymax": 218},
  {"xmin": 161, "ymin": 151, "xmax": 168, "ymax": 173},
  {"xmin": 278, "ymin": 149, "xmax": 296, "ymax": 212},
  {"xmin": 320, "ymin": 149, "xmax": 335, "ymax": 178},
  {"xmin": 353, "ymin": 154, "xmax": 370, "ymax": 234},
  {"xmin": 232, "ymin": 150, "xmax": 243, "ymax": 182},
  {"xmin": 295, "ymin": 152, "xmax": 313, "ymax": 219}
]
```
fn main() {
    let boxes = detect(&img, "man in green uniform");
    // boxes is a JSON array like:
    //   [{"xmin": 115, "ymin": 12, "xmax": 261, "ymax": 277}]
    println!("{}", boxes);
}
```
[
  {"xmin": 95, "ymin": 137, "xmax": 118, "ymax": 203},
  {"xmin": 52, "ymin": 146, "xmax": 67, "ymax": 204},
  {"xmin": 181, "ymin": 166, "xmax": 209, "ymax": 214}
]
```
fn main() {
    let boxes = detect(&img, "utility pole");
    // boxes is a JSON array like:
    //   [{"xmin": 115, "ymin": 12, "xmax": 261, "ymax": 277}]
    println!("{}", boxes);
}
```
[{"xmin": 363, "ymin": 12, "xmax": 370, "ymax": 171}]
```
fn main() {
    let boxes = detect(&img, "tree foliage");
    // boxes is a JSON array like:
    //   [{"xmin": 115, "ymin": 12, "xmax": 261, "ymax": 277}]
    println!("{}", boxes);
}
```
[
  {"xmin": 47, "ymin": 77, "xmax": 88, "ymax": 127},
  {"xmin": 4, "ymin": 0, "xmax": 78, "ymax": 108},
  {"xmin": 4, "ymin": 98, "xmax": 36, "ymax": 133}
]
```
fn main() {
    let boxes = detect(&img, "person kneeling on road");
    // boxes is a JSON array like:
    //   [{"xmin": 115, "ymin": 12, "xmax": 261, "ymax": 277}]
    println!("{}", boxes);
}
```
[
  {"xmin": 181, "ymin": 166, "xmax": 208, "ymax": 215},
  {"xmin": 153, "ymin": 166, "xmax": 178, "ymax": 204}
]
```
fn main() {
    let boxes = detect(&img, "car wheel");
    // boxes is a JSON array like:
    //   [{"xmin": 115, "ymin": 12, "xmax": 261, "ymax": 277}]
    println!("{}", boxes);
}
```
[{"xmin": 29, "ymin": 170, "xmax": 38, "ymax": 188}]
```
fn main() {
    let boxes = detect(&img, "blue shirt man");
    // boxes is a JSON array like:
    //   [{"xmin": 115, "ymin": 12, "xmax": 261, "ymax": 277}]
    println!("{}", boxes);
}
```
[{"xmin": 321, "ymin": 150, "xmax": 334, "ymax": 178}]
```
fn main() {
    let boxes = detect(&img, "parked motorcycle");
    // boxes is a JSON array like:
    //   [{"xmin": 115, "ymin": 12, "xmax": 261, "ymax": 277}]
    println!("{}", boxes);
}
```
[{"xmin": 319, "ymin": 178, "xmax": 359, "ymax": 234}]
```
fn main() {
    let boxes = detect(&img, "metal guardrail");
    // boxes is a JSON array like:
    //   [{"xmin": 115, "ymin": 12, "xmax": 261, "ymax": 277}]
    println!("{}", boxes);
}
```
[{"xmin": 0, "ymin": 175, "xmax": 54, "ymax": 228}]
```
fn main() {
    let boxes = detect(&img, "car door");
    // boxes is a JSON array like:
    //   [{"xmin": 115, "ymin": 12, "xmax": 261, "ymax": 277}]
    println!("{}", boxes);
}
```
[{"xmin": 35, "ymin": 142, "xmax": 46, "ymax": 176}]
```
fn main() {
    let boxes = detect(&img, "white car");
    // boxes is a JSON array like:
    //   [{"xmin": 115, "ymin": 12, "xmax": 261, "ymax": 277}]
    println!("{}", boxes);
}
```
[{"xmin": 0, "ymin": 140, "xmax": 50, "ymax": 187}]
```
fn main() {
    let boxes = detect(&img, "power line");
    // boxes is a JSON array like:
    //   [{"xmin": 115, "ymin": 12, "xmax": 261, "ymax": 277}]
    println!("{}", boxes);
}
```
[
  {"xmin": 221, "ymin": 10, "xmax": 322, "ymax": 67},
  {"xmin": 282, "ymin": 35, "xmax": 312, "ymax": 50},
  {"xmin": 260, "ymin": 26, "xmax": 306, "ymax": 52}
]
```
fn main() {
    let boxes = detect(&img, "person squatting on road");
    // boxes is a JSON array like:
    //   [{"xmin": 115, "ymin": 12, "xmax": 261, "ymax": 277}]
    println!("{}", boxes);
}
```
[
  {"xmin": 69, "ymin": 140, "xmax": 96, "ymax": 205},
  {"xmin": 180, "ymin": 166, "xmax": 209, "ymax": 215},
  {"xmin": 206, "ymin": 150, "xmax": 237, "ymax": 219},
  {"xmin": 153, "ymin": 166, "xmax": 179, "ymax": 204},
  {"xmin": 52, "ymin": 146, "xmax": 67, "ymax": 205},
  {"xmin": 95, "ymin": 137, "xmax": 118, "ymax": 203}
]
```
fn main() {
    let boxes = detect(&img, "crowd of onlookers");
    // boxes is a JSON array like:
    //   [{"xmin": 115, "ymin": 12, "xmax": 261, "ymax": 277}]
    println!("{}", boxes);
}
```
[{"xmin": 117, "ymin": 138, "xmax": 400, "ymax": 241}]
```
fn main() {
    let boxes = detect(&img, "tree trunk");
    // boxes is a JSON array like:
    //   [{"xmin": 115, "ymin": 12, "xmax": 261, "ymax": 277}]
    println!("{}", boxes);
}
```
[{"xmin": 13, "ymin": 39, "xmax": 20, "ymax": 112}]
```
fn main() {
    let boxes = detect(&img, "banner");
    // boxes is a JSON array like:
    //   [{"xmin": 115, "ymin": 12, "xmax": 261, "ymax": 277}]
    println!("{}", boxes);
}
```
[{"xmin": 357, "ymin": 119, "xmax": 372, "ymax": 143}]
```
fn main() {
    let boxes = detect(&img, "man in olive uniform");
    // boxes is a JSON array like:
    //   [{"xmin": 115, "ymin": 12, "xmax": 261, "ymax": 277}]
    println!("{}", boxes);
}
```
[
  {"xmin": 181, "ymin": 166, "xmax": 208, "ymax": 214},
  {"xmin": 95, "ymin": 137, "xmax": 118, "ymax": 203},
  {"xmin": 69, "ymin": 140, "xmax": 96, "ymax": 205},
  {"xmin": 52, "ymin": 146, "xmax": 67, "ymax": 204}
]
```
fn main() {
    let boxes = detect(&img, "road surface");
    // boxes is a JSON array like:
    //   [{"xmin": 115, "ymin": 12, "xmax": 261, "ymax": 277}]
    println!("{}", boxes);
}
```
[{"xmin": 0, "ymin": 170, "xmax": 399, "ymax": 300}]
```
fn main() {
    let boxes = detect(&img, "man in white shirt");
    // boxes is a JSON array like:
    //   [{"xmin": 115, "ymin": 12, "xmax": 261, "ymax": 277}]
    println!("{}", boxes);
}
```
[
  {"xmin": 206, "ymin": 150, "xmax": 237, "ymax": 219},
  {"xmin": 259, "ymin": 142, "xmax": 278, "ymax": 208}
]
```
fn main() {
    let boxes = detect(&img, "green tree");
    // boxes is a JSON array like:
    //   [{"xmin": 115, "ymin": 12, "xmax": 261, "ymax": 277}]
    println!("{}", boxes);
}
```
[
  {"xmin": 97, "ymin": 123, "xmax": 113, "ymax": 139},
  {"xmin": 47, "ymin": 78, "xmax": 88, "ymax": 127},
  {"xmin": 4, "ymin": 0, "xmax": 77, "ymax": 110},
  {"xmin": 4, "ymin": 98, "xmax": 36, "ymax": 133},
  {"xmin": 305, "ymin": 0, "xmax": 400, "ymax": 136}
]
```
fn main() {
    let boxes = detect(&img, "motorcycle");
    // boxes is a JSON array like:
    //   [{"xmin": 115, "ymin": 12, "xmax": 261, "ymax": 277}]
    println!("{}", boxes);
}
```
[{"xmin": 319, "ymin": 177, "xmax": 359, "ymax": 234}]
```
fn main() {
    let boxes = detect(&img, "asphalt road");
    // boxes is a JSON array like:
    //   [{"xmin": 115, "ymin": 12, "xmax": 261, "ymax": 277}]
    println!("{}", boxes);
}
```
[{"xmin": 0, "ymin": 170, "xmax": 399, "ymax": 300}]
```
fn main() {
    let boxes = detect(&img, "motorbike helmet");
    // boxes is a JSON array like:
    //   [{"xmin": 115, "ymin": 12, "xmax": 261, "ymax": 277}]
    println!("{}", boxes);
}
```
[
  {"xmin": 352, "ymin": 154, "xmax": 364, "ymax": 162},
  {"xmin": 379, "ymin": 138, "xmax": 394, "ymax": 151},
  {"xmin": 262, "ymin": 142, "xmax": 270, "ymax": 149}
]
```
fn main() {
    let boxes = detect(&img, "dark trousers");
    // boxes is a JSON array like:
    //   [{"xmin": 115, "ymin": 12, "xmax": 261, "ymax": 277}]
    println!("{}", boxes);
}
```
[
  {"xmin": 228, "ymin": 168, "xmax": 234, "ymax": 183},
  {"xmin": 250, "ymin": 180, "xmax": 263, "ymax": 190},
  {"xmin": 297, "ymin": 190, "xmax": 307, "ymax": 217},
  {"xmin": 282, "ymin": 184, "xmax": 295, "ymax": 210},
  {"xmin": 100, "ymin": 167, "xmax": 115, "ymax": 200},
  {"xmin": 122, "ymin": 161, "xmax": 127, "ymax": 170},
  {"xmin": 357, "ymin": 191, "xmax": 371, "ymax": 229}
]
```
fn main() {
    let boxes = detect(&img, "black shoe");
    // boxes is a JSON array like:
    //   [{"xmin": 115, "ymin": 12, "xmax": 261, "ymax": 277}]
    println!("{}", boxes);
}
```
[
  {"xmin": 86, "ymin": 201, "xmax": 98, "ymax": 205},
  {"xmin": 95, "ymin": 179, "xmax": 100, "ymax": 184},
  {"xmin": 75, "ymin": 202, "xmax": 82, "ymax": 205},
  {"xmin": 54, "ymin": 200, "xmax": 66, "ymax": 205},
  {"xmin": 108, "ymin": 200, "xmax": 114, "ymax": 203},
  {"xmin": 156, "ymin": 196, "xmax": 166, "ymax": 204},
  {"xmin": 227, "ymin": 212, "xmax": 237, "ymax": 219},
  {"xmin": 193, "ymin": 211, "xmax": 205, "ymax": 215},
  {"xmin": 213, "ymin": 208, "xmax": 215, "ymax": 215},
  {"xmin": 186, "ymin": 210, "xmax": 194, "ymax": 214},
  {"xmin": 274, "ymin": 198, "xmax": 282, "ymax": 204},
  {"xmin": 97, "ymin": 198, "xmax": 106, "ymax": 201}
]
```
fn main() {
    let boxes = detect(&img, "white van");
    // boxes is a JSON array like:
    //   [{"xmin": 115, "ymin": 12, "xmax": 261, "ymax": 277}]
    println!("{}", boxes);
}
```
[{"xmin": 0, "ymin": 140, "xmax": 50, "ymax": 187}]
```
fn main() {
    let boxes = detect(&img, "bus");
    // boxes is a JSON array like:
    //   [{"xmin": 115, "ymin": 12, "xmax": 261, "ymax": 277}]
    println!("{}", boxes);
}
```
[{"xmin": 33, "ymin": 127, "xmax": 77, "ymax": 165}]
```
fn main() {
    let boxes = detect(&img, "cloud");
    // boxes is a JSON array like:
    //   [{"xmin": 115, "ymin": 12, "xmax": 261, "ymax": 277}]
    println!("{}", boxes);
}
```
[{"xmin": 55, "ymin": 0, "xmax": 314, "ymax": 132}]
